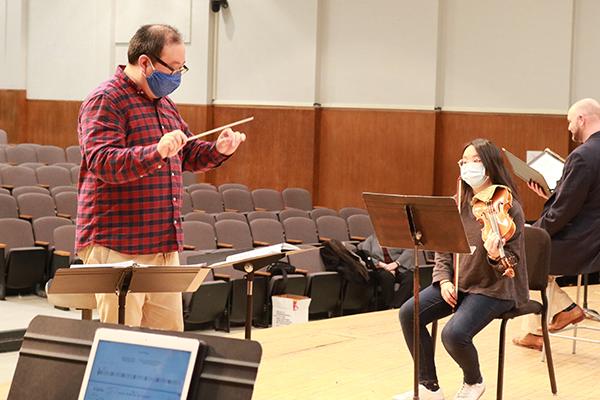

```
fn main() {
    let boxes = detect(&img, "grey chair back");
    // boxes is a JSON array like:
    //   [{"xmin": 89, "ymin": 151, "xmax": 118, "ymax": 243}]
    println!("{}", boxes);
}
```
[
  {"xmin": 252, "ymin": 188, "xmax": 284, "ymax": 211},
  {"xmin": 187, "ymin": 183, "xmax": 217, "ymax": 193},
  {"xmin": 36, "ymin": 145, "xmax": 66, "ymax": 164},
  {"xmin": 183, "ymin": 211, "xmax": 215, "ymax": 225},
  {"xmin": 315, "ymin": 215, "xmax": 350, "ymax": 242},
  {"xmin": 182, "ymin": 221, "xmax": 217, "ymax": 251},
  {"xmin": 222, "ymin": 188, "xmax": 254, "ymax": 212},
  {"xmin": 32, "ymin": 216, "xmax": 73, "ymax": 246},
  {"xmin": 215, "ymin": 211, "xmax": 247, "ymax": 223},
  {"xmin": 16, "ymin": 192, "xmax": 57, "ymax": 220},
  {"xmin": 279, "ymin": 208, "xmax": 310, "ymax": 221},
  {"xmin": 1, "ymin": 166, "xmax": 38, "ymax": 187},
  {"xmin": 0, "ymin": 194, "xmax": 19, "ymax": 218},
  {"xmin": 347, "ymin": 214, "xmax": 375, "ymax": 239},
  {"xmin": 310, "ymin": 207, "xmax": 338, "ymax": 222},
  {"xmin": 65, "ymin": 145, "xmax": 82, "ymax": 165},
  {"xmin": 190, "ymin": 190, "xmax": 224, "ymax": 213},
  {"xmin": 215, "ymin": 219, "xmax": 253, "ymax": 249},
  {"xmin": 218, "ymin": 183, "xmax": 248, "ymax": 193},
  {"xmin": 282, "ymin": 187, "xmax": 312, "ymax": 211},
  {"xmin": 37, "ymin": 165, "xmax": 72, "ymax": 189},
  {"xmin": 339, "ymin": 207, "xmax": 369, "ymax": 221},
  {"xmin": 283, "ymin": 217, "xmax": 319, "ymax": 244},
  {"xmin": 250, "ymin": 219, "xmax": 285, "ymax": 245},
  {"xmin": 54, "ymin": 191, "xmax": 77, "ymax": 219},
  {"xmin": 5, "ymin": 145, "xmax": 37, "ymax": 164}
]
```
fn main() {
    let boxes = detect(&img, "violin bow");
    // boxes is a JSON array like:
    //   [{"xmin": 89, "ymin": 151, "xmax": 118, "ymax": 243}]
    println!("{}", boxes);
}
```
[{"xmin": 185, "ymin": 116, "xmax": 254, "ymax": 143}]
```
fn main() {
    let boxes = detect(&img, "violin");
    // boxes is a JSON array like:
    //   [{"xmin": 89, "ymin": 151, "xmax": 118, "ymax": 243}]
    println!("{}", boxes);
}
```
[{"xmin": 471, "ymin": 185, "xmax": 517, "ymax": 278}]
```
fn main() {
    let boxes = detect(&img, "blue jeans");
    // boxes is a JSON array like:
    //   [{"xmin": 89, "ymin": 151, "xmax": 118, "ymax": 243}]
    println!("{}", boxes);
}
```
[{"xmin": 399, "ymin": 284, "xmax": 514, "ymax": 385}]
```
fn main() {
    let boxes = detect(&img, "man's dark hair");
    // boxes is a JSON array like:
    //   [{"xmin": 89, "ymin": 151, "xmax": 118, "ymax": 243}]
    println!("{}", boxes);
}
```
[{"xmin": 127, "ymin": 24, "xmax": 183, "ymax": 65}]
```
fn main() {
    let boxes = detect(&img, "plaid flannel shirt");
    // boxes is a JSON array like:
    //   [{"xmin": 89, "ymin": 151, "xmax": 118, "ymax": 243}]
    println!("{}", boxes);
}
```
[{"xmin": 76, "ymin": 66, "xmax": 228, "ymax": 254}]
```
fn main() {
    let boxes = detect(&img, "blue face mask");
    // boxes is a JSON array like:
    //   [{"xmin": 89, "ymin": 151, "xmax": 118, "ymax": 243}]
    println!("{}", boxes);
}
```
[{"xmin": 146, "ymin": 64, "xmax": 181, "ymax": 98}]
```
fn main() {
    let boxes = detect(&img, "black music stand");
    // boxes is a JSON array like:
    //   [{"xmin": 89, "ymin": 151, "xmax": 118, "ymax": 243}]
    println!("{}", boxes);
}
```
[
  {"xmin": 48, "ymin": 265, "xmax": 210, "ymax": 325},
  {"xmin": 363, "ymin": 193, "xmax": 471, "ymax": 400},
  {"xmin": 208, "ymin": 252, "xmax": 285, "ymax": 339}
]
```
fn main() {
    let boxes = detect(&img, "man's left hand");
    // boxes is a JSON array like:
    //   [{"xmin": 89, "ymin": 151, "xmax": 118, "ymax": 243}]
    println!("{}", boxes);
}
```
[{"xmin": 216, "ymin": 128, "xmax": 246, "ymax": 155}]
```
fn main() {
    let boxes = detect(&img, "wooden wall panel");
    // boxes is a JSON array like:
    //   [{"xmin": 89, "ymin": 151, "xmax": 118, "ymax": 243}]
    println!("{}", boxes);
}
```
[
  {"xmin": 434, "ymin": 112, "xmax": 569, "ymax": 220},
  {"xmin": 177, "ymin": 104, "xmax": 210, "ymax": 135},
  {"xmin": 24, "ymin": 100, "xmax": 81, "ymax": 147},
  {"xmin": 206, "ymin": 106, "xmax": 316, "ymax": 191},
  {"xmin": 0, "ymin": 90, "xmax": 27, "ymax": 143},
  {"xmin": 318, "ymin": 109, "xmax": 436, "ymax": 210}
]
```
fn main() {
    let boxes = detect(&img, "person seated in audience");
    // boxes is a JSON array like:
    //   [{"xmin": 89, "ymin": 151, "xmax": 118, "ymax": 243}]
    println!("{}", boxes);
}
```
[
  {"xmin": 513, "ymin": 98, "xmax": 600, "ymax": 351},
  {"xmin": 393, "ymin": 138, "xmax": 529, "ymax": 400},
  {"xmin": 356, "ymin": 234, "xmax": 418, "ymax": 309}
]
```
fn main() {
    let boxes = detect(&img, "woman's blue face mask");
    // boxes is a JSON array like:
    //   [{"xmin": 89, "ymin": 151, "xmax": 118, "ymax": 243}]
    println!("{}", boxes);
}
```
[{"xmin": 146, "ymin": 61, "xmax": 181, "ymax": 98}]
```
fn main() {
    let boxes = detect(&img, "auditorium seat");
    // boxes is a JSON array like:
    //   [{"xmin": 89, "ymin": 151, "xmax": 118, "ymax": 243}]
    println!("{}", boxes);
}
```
[
  {"xmin": 0, "ymin": 218, "xmax": 48, "ymax": 299},
  {"xmin": 5, "ymin": 145, "xmax": 37, "ymax": 164},
  {"xmin": 181, "ymin": 221, "xmax": 219, "ymax": 252},
  {"xmin": 183, "ymin": 273, "xmax": 231, "ymax": 331},
  {"xmin": 347, "ymin": 214, "xmax": 375, "ymax": 241},
  {"xmin": 214, "ymin": 219, "xmax": 254, "ymax": 249},
  {"xmin": 187, "ymin": 183, "xmax": 217, "ymax": 193},
  {"xmin": 310, "ymin": 207, "xmax": 338, "ymax": 222},
  {"xmin": 246, "ymin": 210, "xmax": 279, "ymax": 222},
  {"xmin": 16, "ymin": 192, "xmax": 69, "ymax": 221},
  {"xmin": 218, "ymin": 183, "xmax": 249, "ymax": 193},
  {"xmin": 251, "ymin": 188, "xmax": 284, "ymax": 211},
  {"xmin": 338, "ymin": 207, "xmax": 369, "ymax": 221},
  {"xmin": 11, "ymin": 185, "xmax": 49, "ymax": 199},
  {"xmin": 181, "ymin": 191, "xmax": 193, "ymax": 215},
  {"xmin": 190, "ymin": 189, "xmax": 224, "ymax": 214},
  {"xmin": 54, "ymin": 191, "xmax": 77, "ymax": 221},
  {"xmin": 0, "ymin": 193, "xmax": 19, "ymax": 218},
  {"xmin": 0, "ymin": 129, "xmax": 7, "ymax": 145},
  {"xmin": 249, "ymin": 219, "xmax": 286, "ymax": 245},
  {"xmin": 222, "ymin": 188, "xmax": 255, "ymax": 212},
  {"xmin": 282, "ymin": 187, "xmax": 313, "ymax": 211},
  {"xmin": 282, "ymin": 216, "xmax": 320, "ymax": 245},
  {"xmin": 183, "ymin": 211, "xmax": 215, "ymax": 225},
  {"xmin": 65, "ymin": 145, "xmax": 82, "ymax": 165},
  {"xmin": 50, "ymin": 185, "xmax": 77, "ymax": 198},
  {"xmin": 36, "ymin": 145, "xmax": 66, "ymax": 164},
  {"xmin": 1, "ymin": 165, "xmax": 39, "ymax": 189},
  {"xmin": 315, "ymin": 215, "xmax": 352, "ymax": 243},
  {"xmin": 278, "ymin": 208, "xmax": 310, "ymax": 221},
  {"xmin": 37, "ymin": 165, "xmax": 73, "ymax": 189},
  {"xmin": 32, "ymin": 216, "xmax": 73, "ymax": 247},
  {"xmin": 52, "ymin": 162, "xmax": 79, "ymax": 171},
  {"xmin": 182, "ymin": 171, "xmax": 197, "ymax": 186},
  {"xmin": 19, "ymin": 162, "xmax": 45, "ymax": 170},
  {"xmin": 70, "ymin": 165, "xmax": 80, "ymax": 184},
  {"xmin": 214, "ymin": 211, "xmax": 247, "ymax": 223},
  {"xmin": 49, "ymin": 224, "xmax": 78, "ymax": 278}
]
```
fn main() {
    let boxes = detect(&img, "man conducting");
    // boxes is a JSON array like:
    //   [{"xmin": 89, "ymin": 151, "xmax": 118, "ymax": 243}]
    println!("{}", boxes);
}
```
[{"xmin": 76, "ymin": 24, "xmax": 245, "ymax": 331}]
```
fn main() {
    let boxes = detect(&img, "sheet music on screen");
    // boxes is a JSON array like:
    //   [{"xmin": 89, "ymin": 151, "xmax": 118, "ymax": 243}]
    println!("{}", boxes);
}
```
[{"xmin": 82, "ymin": 340, "xmax": 192, "ymax": 400}]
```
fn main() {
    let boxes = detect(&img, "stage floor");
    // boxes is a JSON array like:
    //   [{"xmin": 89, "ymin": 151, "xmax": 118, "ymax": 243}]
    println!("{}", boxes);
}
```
[{"xmin": 1, "ymin": 285, "xmax": 599, "ymax": 399}]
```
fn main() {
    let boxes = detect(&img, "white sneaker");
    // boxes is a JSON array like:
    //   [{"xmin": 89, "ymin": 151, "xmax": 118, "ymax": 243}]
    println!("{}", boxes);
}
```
[
  {"xmin": 392, "ymin": 384, "xmax": 445, "ymax": 400},
  {"xmin": 453, "ymin": 381, "xmax": 485, "ymax": 400}
]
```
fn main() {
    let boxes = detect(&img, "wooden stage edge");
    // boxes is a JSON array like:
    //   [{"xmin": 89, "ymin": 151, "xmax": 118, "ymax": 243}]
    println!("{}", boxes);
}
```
[{"xmin": 2, "ymin": 285, "xmax": 599, "ymax": 400}]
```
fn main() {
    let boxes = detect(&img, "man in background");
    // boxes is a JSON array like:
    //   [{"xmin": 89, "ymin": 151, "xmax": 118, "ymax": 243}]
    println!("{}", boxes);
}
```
[{"xmin": 514, "ymin": 98, "xmax": 600, "ymax": 350}]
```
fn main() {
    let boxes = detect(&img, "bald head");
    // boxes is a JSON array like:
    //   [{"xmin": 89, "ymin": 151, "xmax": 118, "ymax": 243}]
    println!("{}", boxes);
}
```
[{"xmin": 567, "ymin": 98, "xmax": 600, "ymax": 143}]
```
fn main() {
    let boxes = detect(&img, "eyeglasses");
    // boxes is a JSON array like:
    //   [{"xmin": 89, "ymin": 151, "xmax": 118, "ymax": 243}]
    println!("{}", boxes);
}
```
[
  {"xmin": 457, "ymin": 158, "xmax": 482, "ymax": 167},
  {"xmin": 151, "ymin": 55, "xmax": 189, "ymax": 76}
]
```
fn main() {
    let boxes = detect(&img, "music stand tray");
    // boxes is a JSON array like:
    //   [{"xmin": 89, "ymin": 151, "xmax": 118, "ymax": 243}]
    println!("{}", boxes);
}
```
[
  {"xmin": 48, "ymin": 265, "xmax": 210, "ymax": 325},
  {"xmin": 363, "ymin": 192, "xmax": 471, "ymax": 400}
]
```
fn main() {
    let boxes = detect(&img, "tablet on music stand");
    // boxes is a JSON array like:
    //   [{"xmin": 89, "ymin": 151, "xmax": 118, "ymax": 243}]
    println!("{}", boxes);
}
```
[{"xmin": 78, "ymin": 328, "xmax": 203, "ymax": 400}]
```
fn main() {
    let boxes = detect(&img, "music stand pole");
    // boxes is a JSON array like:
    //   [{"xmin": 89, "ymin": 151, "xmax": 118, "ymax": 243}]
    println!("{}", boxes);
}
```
[
  {"xmin": 244, "ymin": 264, "xmax": 255, "ymax": 340},
  {"xmin": 406, "ymin": 205, "xmax": 423, "ymax": 400},
  {"xmin": 116, "ymin": 268, "xmax": 133, "ymax": 325}
]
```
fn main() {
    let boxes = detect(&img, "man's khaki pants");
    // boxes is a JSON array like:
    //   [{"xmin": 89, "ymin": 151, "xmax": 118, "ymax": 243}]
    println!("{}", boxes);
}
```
[
  {"xmin": 522, "ymin": 276, "xmax": 574, "ymax": 334},
  {"xmin": 78, "ymin": 245, "xmax": 184, "ymax": 332}
]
